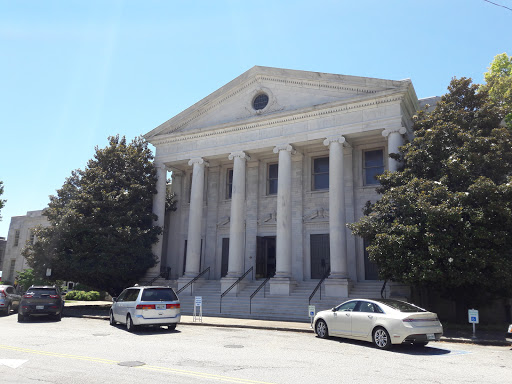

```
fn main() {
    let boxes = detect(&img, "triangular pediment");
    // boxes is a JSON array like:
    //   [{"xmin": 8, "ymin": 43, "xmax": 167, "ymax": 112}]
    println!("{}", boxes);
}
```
[{"xmin": 145, "ymin": 66, "xmax": 412, "ymax": 140}]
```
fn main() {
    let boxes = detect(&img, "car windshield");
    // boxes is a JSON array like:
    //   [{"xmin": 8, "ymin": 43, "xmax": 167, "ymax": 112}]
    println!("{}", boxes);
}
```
[
  {"xmin": 141, "ymin": 288, "xmax": 178, "ymax": 302},
  {"xmin": 27, "ymin": 288, "xmax": 58, "ymax": 296},
  {"xmin": 375, "ymin": 299, "xmax": 426, "ymax": 312}
]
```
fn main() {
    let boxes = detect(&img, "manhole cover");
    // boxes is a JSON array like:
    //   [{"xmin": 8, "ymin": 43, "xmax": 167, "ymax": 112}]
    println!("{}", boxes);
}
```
[
  {"xmin": 224, "ymin": 345, "xmax": 244, "ymax": 349},
  {"xmin": 118, "ymin": 361, "xmax": 146, "ymax": 367}
]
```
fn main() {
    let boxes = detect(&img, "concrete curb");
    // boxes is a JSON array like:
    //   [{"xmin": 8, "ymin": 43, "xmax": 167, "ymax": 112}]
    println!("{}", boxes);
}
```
[{"xmin": 63, "ymin": 312, "xmax": 510, "ymax": 346}]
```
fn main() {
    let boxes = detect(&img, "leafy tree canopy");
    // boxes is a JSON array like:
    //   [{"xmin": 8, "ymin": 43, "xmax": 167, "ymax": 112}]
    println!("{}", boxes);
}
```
[
  {"xmin": 349, "ymin": 77, "xmax": 512, "ymax": 306},
  {"xmin": 481, "ymin": 52, "xmax": 512, "ymax": 127},
  {"xmin": 0, "ymin": 180, "xmax": 5, "ymax": 221},
  {"xmin": 23, "ymin": 136, "xmax": 162, "ymax": 296}
]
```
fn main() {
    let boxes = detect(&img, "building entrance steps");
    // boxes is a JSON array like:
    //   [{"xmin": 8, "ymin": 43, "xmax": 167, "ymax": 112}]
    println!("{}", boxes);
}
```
[{"xmin": 175, "ymin": 280, "xmax": 388, "ymax": 322}]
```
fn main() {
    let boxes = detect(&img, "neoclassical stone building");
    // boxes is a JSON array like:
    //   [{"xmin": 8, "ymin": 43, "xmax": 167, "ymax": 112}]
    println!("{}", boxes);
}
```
[{"xmin": 145, "ymin": 66, "xmax": 434, "ymax": 297}]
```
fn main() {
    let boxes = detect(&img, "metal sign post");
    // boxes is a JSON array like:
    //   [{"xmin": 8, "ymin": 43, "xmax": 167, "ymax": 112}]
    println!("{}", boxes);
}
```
[
  {"xmin": 193, "ymin": 296, "xmax": 203, "ymax": 322},
  {"xmin": 308, "ymin": 305, "xmax": 316, "ymax": 328},
  {"xmin": 468, "ymin": 309, "xmax": 479, "ymax": 338}
]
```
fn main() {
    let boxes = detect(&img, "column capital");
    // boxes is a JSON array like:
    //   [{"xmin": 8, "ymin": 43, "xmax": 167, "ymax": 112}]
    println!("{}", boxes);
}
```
[
  {"xmin": 188, "ymin": 157, "xmax": 209, "ymax": 167},
  {"xmin": 382, "ymin": 127, "xmax": 406, "ymax": 137},
  {"xmin": 273, "ymin": 144, "xmax": 296, "ymax": 154},
  {"xmin": 154, "ymin": 162, "xmax": 168, "ymax": 171},
  {"xmin": 323, "ymin": 135, "xmax": 346, "ymax": 147},
  {"xmin": 228, "ymin": 151, "xmax": 251, "ymax": 161}
]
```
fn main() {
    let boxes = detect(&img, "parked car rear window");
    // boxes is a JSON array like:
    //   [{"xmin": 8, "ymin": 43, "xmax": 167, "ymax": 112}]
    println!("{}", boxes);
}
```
[
  {"xmin": 141, "ymin": 288, "xmax": 178, "ymax": 302},
  {"xmin": 27, "ymin": 288, "xmax": 58, "ymax": 296},
  {"xmin": 375, "ymin": 299, "xmax": 426, "ymax": 312}
]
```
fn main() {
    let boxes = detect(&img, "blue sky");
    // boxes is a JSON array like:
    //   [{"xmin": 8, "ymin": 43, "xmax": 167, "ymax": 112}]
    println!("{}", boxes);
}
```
[{"xmin": 0, "ymin": 0, "xmax": 511, "ymax": 237}]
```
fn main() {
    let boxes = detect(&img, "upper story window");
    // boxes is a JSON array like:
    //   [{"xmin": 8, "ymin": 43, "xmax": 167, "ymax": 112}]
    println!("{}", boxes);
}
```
[
  {"xmin": 313, "ymin": 157, "xmax": 329, "ymax": 190},
  {"xmin": 29, "ymin": 229, "xmax": 35, "ymax": 245},
  {"xmin": 364, "ymin": 149, "xmax": 384, "ymax": 185},
  {"xmin": 14, "ymin": 230, "xmax": 20, "ymax": 247},
  {"xmin": 253, "ymin": 93, "xmax": 269, "ymax": 110},
  {"xmin": 267, "ymin": 163, "xmax": 278, "ymax": 195},
  {"xmin": 226, "ymin": 169, "xmax": 233, "ymax": 199}
]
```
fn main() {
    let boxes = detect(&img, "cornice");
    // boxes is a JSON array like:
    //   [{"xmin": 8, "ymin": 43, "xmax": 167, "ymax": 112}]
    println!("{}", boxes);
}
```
[{"xmin": 150, "ymin": 91, "xmax": 406, "ymax": 147}]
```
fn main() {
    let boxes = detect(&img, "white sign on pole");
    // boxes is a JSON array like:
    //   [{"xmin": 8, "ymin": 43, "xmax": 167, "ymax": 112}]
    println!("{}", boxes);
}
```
[
  {"xmin": 193, "ymin": 296, "xmax": 203, "ymax": 322},
  {"xmin": 308, "ymin": 305, "xmax": 316, "ymax": 328},
  {"xmin": 468, "ymin": 309, "xmax": 479, "ymax": 324}
]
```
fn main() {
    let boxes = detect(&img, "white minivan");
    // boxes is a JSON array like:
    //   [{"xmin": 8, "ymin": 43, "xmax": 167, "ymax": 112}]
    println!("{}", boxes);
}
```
[{"xmin": 110, "ymin": 286, "xmax": 181, "ymax": 332}]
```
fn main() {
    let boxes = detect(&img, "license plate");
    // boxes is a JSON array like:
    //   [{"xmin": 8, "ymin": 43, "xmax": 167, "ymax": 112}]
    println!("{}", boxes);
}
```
[
  {"xmin": 156, "ymin": 304, "xmax": 165, "ymax": 310},
  {"xmin": 36, "ymin": 305, "xmax": 44, "ymax": 310},
  {"xmin": 427, "ymin": 333, "xmax": 435, "ymax": 340}
]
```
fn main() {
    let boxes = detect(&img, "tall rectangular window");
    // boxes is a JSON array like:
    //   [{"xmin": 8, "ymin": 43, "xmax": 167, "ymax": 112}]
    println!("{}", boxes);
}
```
[
  {"xmin": 312, "ymin": 157, "xmax": 329, "ymax": 190},
  {"xmin": 267, "ymin": 163, "xmax": 278, "ymax": 195},
  {"xmin": 14, "ymin": 230, "xmax": 20, "ymax": 247},
  {"xmin": 226, "ymin": 169, "xmax": 233, "ymax": 199},
  {"xmin": 29, "ymin": 229, "xmax": 35, "ymax": 245},
  {"xmin": 8, "ymin": 260, "xmax": 16, "ymax": 281},
  {"xmin": 364, "ymin": 149, "xmax": 384, "ymax": 185}
]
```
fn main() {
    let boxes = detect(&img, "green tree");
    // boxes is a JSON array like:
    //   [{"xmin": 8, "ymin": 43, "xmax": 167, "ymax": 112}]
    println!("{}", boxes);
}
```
[
  {"xmin": 349, "ymin": 78, "xmax": 512, "ymax": 311},
  {"xmin": 0, "ymin": 180, "xmax": 5, "ymax": 221},
  {"xmin": 482, "ymin": 53, "xmax": 512, "ymax": 127},
  {"xmin": 22, "ymin": 136, "xmax": 162, "ymax": 296}
]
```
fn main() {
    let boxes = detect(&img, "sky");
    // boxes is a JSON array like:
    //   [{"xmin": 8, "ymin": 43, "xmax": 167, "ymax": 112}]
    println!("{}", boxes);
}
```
[{"xmin": 0, "ymin": 0, "xmax": 511, "ymax": 238}]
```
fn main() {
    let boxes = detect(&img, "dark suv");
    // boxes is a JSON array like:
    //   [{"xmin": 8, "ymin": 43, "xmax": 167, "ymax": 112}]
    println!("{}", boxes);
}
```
[
  {"xmin": 0, "ymin": 285, "xmax": 22, "ymax": 315},
  {"xmin": 18, "ymin": 285, "xmax": 64, "ymax": 322}
]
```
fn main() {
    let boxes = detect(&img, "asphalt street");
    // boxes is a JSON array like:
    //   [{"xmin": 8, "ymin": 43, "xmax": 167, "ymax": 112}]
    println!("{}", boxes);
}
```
[{"xmin": 0, "ymin": 315, "xmax": 511, "ymax": 384}]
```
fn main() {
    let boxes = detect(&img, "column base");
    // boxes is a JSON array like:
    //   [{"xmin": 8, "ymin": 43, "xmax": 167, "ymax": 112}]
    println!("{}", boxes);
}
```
[
  {"xmin": 324, "ymin": 278, "xmax": 350, "ymax": 298},
  {"xmin": 270, "ymin": 277, "xmax": 296, "ymax": 296}
]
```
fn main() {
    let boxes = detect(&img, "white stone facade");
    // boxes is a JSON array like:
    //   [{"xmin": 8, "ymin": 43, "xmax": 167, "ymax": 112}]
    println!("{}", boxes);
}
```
[
  {"xmin": 1, "ymin": 210, "xmax": 49, "ymax": 283},
  {"xmin": 145, "ymin": 66, "xmax": 422, "ymax": 295}
]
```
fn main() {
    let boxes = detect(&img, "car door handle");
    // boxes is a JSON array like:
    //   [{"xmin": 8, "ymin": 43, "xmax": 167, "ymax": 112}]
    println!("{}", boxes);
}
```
[
  {"xmin": 345, "ymin": 313, "xmax": 350, "ymax": 317},
  {"xmin": 368, "ymin": 315, "xmax": 373, "ymax": 319}
]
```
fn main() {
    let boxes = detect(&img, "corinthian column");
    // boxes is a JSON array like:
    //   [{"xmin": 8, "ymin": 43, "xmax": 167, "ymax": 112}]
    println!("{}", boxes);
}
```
[
  {"xmin": 382, "ymin": 127, "xmax": 407, "ymax": 172},
  {"xmin": 227, "ymin": 151, "xmax": 250, "ymax": 277},
  {"xmin": 184, "ymin": 157, "xmax": 208, "ymax": 277},
  {"xmin": 273, "ymin": 144, "xmax": 295, "ymax": 280},
  {"xmin": 148, "ymin": 162, "xmax": 167, "ymax": 277},
  {"xmin": 323, "ymin": 135, "xmax": 348, "ymax": 279}
]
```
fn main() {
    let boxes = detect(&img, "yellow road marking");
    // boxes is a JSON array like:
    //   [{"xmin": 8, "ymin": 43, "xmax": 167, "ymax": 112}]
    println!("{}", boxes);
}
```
[{"xmin": 0, "ymin": 344, "xmax": 275, "ymax": 384}]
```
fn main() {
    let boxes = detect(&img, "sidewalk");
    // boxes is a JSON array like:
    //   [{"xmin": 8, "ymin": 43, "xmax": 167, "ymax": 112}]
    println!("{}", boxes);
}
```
[{"xmin": 63, "ymin": 301, "xmax": 510, "ymax": 347}]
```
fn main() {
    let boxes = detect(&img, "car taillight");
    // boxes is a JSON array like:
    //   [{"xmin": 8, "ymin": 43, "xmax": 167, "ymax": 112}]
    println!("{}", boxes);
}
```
[
  {"xmin": 0, "ymin": 290, "xmax": 5, "ymax": 297},
  {"xmin": 166, "ymin": 303, "xmax": 180, "ymax": 309},
  {"xmin": 23, "ymin": 294, "xmax": 34, "ymax": 298},
  {"xmin": 136, "ymin": 304, "xmax": 156, "ymax": 310},
  {"xmin": 49, "ymin": 295, "xmax": 59, "ymax": 299}
]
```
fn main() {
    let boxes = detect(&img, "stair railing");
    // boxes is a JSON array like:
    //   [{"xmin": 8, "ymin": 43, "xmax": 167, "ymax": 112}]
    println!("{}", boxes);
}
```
[
  {"xmin": 249, "ymin": 277, "xmax": 270, "ymax": 314},
  {"xmin": 220, "ymin": 267, "xmax": 253, "ymax": 313},
  {"xmin": 177, "ymin": 267, "xmax": 210, "ymax": 296},
  {"xmin": 308, "ymin": 271, "xmax": 330, "ymax": 305},
  {"xmin": 145, "ymin": 267, "xmax": 172, "ymax": 286}
]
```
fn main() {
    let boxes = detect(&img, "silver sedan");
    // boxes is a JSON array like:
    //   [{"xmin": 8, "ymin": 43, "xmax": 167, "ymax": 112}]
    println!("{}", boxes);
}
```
[{"xmin": 314, "ymin": 298, "xmax": 443, "ymax": 349}]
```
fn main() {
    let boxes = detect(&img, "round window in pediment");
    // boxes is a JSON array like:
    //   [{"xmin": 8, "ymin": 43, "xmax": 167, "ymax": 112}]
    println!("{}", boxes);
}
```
[{"xmin": 253, "ymin": 93, "xmax": 269, "ymax": 110}]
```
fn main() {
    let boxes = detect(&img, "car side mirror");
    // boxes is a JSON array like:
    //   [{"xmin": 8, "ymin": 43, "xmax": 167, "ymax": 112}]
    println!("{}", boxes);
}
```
[
  {"xmin": 112, "ymin": 297, "xmax": 118, "ymax": 302},
  {"xmin": 332, "ymin": 308, "xmax": 337, "ymax": 312}
]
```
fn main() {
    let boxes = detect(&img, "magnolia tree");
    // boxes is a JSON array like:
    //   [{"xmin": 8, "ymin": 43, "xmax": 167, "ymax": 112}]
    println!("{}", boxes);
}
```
[
  {"xmin": 23, "ymin": 136, "xmax": 162, "ymax": 296},
  {"xmin": 349, "ymin": 77, "xmax": 512, "ymax": 311}
]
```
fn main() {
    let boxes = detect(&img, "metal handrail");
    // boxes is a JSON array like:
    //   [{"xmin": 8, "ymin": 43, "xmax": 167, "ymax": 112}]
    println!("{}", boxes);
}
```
[
  {"xmin": 177, "ymin": 267, "xmax": 210, "ymax": 295},
  {"xmin": 249, "ymin": 277, "xmax": 270, "ymax": 314},
  {"xmin": 308, "ymin": 271, "xmax": 330, "ymax": 305},
  {"xmin": 220, "ymin": 267, "xmax": 253, "ymax": 313},
  {"xmin": 145, "ymin": 267, "xmax": 171, "ymax": 286}
]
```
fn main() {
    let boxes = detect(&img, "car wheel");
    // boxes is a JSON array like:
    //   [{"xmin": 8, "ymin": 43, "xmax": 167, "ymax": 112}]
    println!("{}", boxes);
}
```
[
  {"xmin": 315, "ymin": 319, "xmax": 329, "ymax": 339},
  {"xmin": 373, "ymin": 327, "xmax": 391, "ymax": 350},
  {"xmin": 126, "ymin": 314, "xmax": 137, "ymax": 333},
  {"xmin": 167, "ymin": 324, "xmax": 176, "ymax": 331},
  {"xmin": 54, "ymin": 312, "xmax": 62, "ymax": 322},
  {"xmin": 109, "ymin": 311, "xmax": 116, "ymax": 326},
  {"xmin": 17, "ymin": 312, "xmax": 25, "ymax": 322}
]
